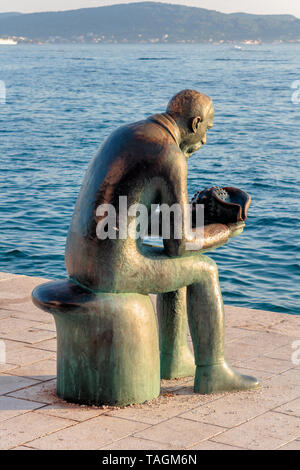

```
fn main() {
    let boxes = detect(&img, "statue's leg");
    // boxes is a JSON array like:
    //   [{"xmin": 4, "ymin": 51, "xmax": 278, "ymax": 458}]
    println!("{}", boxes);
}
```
[
  {"xmin": 187, "ymin": 256, "xmax": 259, "ymax": 394},
  {"xmin": 157, "ymin": 287, "xmax": 195, "ymax": 379},
  {"xmin": 111, "ymin": 248, "xmax": 259, "ymax": 394}
]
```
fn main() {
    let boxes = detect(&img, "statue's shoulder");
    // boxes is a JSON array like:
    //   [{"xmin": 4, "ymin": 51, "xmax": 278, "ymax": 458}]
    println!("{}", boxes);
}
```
[
  {"xmin": 101, "ymin": 118, "xmax": 155, "ymax": 148},
  {"xmin": 109, "ymin": 113, "xmax": 179, "ymax": 146},
  {"xmin": 94, "ymin": 115, "xmax": 181, "ymax": 169}
]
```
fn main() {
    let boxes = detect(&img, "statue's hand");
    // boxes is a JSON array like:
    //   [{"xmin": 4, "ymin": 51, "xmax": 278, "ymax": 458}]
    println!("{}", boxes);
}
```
[{"xmin": 227, "ymin": 221, "xmax": 245, "ymax": 238}]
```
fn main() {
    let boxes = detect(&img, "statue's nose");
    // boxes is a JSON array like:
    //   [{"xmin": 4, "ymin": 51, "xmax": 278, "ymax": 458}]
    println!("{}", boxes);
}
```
[{"xmin": 201, "ymin": 134, "xmax": 207, "ymax": 145}]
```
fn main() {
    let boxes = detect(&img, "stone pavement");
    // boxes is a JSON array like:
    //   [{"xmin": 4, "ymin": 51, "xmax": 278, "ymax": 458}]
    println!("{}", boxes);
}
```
[{"xmin": 0, "ymin": 272, "xmax": 299, "ymax": 450}]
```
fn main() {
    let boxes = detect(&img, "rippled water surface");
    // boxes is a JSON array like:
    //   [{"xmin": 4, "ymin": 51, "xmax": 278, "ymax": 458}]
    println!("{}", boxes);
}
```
[{"xmin": 0, "ymin": 44, "xmax": 299, "ymax": 315}]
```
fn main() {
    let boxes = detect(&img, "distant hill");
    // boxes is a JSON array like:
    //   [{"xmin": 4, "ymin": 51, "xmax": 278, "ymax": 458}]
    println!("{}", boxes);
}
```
[{"xmin": 0, "ymin": 2, "xmax": 299, "ymax": 43}]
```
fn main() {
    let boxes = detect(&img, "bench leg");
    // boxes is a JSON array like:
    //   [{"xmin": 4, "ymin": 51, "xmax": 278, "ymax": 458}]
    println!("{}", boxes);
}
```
[{"xmin": 52, "ymin": 293, "xmax": 160, "ymax": 406}]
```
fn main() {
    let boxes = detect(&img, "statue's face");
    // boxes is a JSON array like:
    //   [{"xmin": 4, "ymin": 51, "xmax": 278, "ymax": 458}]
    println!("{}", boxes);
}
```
[{"xmin": 182, "ymin": 104, "xmax": 214, "ymax": 158}]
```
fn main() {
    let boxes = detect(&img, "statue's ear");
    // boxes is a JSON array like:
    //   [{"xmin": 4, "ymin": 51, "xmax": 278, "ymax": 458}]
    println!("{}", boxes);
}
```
[{"xmin": 192, "ymin": 116, "xmax": 202, "ymax": 133}]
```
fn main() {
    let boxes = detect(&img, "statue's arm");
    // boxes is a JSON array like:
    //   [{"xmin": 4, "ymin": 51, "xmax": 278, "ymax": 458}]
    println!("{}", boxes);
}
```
[
  {"xmin": 161, "ymin": 150, "xmax": 201, "ymax": 257},
  {"xmin": 160, "ymin": 149, "xmax": 244, "ymax": 256}
]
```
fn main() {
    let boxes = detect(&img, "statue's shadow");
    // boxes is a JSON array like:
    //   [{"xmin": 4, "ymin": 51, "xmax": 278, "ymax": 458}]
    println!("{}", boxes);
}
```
[{"xmin": 0, "ymin": 375, "xmax": 57, "ymax": 410}]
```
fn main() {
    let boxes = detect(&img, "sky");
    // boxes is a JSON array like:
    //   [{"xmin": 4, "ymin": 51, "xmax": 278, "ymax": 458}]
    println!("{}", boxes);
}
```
[{"xmin": 0, "ymin": 0, "xmax": 300, "ymax": 18}]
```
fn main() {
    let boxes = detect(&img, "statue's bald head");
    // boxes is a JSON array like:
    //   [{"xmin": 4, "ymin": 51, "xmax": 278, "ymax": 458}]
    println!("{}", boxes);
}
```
[
  {"xmin": 166, "ymin": 90, "xmax": 214, "ymax": 157},
  {"xmin": 166, "ymin": 89, "xmax": 213, "ymax": 123}
]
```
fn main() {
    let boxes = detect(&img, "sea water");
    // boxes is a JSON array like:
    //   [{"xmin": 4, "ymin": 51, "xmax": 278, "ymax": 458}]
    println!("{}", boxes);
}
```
[{"xmin": 0, "ymin": 44, "xmax": 299, "ymax": 314}]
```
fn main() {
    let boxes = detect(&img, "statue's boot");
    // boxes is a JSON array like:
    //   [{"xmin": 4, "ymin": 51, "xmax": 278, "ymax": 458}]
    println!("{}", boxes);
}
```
[
  {"xmin": 194, "ymin": 362, "xmax": 259, "ymax": 394},
  {"xmin": 157, "ymin": 288, "xmax": 195, "ymax": 379},
  {"xmin": 187, "ymin": 261, "xmax": 260, "ymax": 394}
]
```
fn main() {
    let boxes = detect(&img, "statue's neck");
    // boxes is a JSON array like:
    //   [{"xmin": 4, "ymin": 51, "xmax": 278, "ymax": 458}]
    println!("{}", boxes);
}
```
[{"xmin": 148, "ymin": 113, "xmax": 181, "ymax": 146}]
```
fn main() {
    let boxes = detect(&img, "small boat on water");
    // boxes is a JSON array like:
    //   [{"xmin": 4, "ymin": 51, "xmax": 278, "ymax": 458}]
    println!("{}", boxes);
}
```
[{"xmin": 0, "ymin": 38, "xmax": 18, "ymax": 45}]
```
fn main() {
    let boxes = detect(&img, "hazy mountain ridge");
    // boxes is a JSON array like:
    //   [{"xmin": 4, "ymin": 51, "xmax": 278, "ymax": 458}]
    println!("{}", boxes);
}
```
[{"xmin": 0, "ymin": 2, "xmax": 299, "ymax": 43}]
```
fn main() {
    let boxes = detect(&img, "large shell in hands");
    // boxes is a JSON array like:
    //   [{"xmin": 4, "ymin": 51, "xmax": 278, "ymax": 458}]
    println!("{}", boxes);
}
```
[{"xmin": 191, "ymin": 186, "xmax": 251, "ymax": 225}]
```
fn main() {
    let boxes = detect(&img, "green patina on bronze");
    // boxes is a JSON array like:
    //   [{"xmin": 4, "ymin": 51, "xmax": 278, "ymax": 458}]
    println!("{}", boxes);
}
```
[
  {"xmin": 157, "ymin": 287, "xmax": 195, "ymax": 379},
  {"xmin": 32, "ymin": 89, "xmax": 259, "ymax": 406}
]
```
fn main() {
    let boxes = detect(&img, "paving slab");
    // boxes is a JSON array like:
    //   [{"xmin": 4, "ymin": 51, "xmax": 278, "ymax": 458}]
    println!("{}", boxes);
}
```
[
  {"xmin": 264, "ymin": 343, "xmax": 298, "ymax": 361},
  {"xmin": 27, "ymin": 415, "xmax": 149, "ymax": 450},
  {"xmin": 0, "ymin": 327, "xmax": 56, "ymax": 345},
  {"xmin": 101, "ymin": 436, "xmax": 181, "ymax": 450},
  {"xmin": 179, "ymin": 390, "xmax": 275, "ymax": 428},
  {"xmin": 0, "ymin": 374, "xmax": 39, "ymax": 396},
  {"xmin": 134, "ymin": 416, "xmax": 225, "ymax": 448},
  {"xmin": 224, "ymin": 305, "xmax": 283, "ymax": 331},
  {"xmin": 8, "ymin": 379, "xmax": 58, "ymax": 405},
  {"xmin": 273, "ymin": 397, "xmax": 300, "ymax": 418},
  {"xmin": 6, "ymin": 359, "xmax": 56, "ymax": 381},
  {"xmin": 5, "ymin": 346, "xmax": 55, "ymax": 368},
  {"xmin": 0, "ymin": 339, "xmax": 29, "ymax": 352},
  {"xmin": 0, "ymin": 317, "xmax": 46, "ymax": 335},
  {"xmin": 28, "ymin": 339, "xmax": 57, "ymax": 352},
  {"xmin": 0, "ymin": 309, "xmax": 13, "ymax": 321},
  {"xmin": 0, "ymin": 363, "xmax": 18, "ymax": 373},
  {"xmin": 0, "ymin": 396, "xmax": 45, "ymax": 423},
  {"xmin": 9, "ymin": 300, "xmax": 54, "ymax": 324},
  {"xmin": 231, "ymin": 330, "xmax": 293, "ymax": 348},
  {"xmin": 0, "ymin": 276, "xmax": 46, "ymax": 305},
  {"xmin": 35, "ymin": 402, "xmax": 107, "ymax": 422},
  {"xmin": 13, "ymin": 445, "xmax": 36, "ymax": 450},
  {"xmin": 212, "ymin": 411, "xmax": 300, "ymax": 450},
  {"xmin": 277, "ymin": 440, "xmax": 300, "ymax": 450},
  {"xmin": 225, "ymin": 327, "xmax": 254, "ymax": 343},
  {"xmin": 0, "ymin": 411, "xmax": 75, "ymax": 450},
  {"xmin": 234, "ymin": 356, "xmax": 294, "ymax": 375},
  {"xmin": 188, "ymin": 440, "xmax": 245, "ymax": 450},
  {"xmin": 232, "ymin": 366, "xmax": 276, "ymax": 381}
]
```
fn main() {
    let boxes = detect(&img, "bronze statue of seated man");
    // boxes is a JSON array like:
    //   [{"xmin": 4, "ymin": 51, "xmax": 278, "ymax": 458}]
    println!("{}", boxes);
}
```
[{"xmin": 32, "ymin": 89, "xmax": 259, "ymax": 406}]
